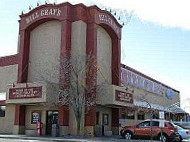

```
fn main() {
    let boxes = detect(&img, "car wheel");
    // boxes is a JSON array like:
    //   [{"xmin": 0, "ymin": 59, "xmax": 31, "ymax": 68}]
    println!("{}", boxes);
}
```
[
  {"xmin": 124, "ymin": 131, "xmax": 132, "ymax": 140},
  {"xmin": 179, "ymin": 136, "xmax": 183, "ymax": 142},
  {"xmin": 158, "ymin": 134, "xmax": 168, "ymax": 142}
]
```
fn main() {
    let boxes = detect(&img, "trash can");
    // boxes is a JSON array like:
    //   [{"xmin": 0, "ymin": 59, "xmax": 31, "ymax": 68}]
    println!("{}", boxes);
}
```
[{"xmin": 51, "ymin": 124, "xmax": 59, "ymax": 137}]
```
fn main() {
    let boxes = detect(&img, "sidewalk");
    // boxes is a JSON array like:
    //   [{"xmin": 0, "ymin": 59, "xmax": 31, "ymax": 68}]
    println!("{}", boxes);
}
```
[{"xmin": 0, "ymin": 134, "xmax": 159, "ymax": 142}]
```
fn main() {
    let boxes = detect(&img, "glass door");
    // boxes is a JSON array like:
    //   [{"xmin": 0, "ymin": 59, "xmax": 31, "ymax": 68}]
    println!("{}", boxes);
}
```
[{"xmin": 46, "ymin": 110, "xmax": 58, "ymax": 135}]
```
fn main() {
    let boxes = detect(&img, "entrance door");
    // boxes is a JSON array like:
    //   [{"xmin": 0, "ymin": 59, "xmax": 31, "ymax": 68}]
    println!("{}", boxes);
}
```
[{"xmin": 46, "ymin": 110, "xmax": 58, "ymax": 135}]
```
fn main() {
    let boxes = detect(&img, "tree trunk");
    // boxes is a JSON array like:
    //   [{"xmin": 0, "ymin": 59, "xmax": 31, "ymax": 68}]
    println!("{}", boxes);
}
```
[{"xmin": 76, "ymin": 116, "xmax": 81, "ymax": 135}]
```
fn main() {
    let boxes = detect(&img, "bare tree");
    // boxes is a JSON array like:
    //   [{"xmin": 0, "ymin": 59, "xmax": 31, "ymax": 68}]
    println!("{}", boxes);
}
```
[
  {"xmin": 29, "ymin": 50, "xmax": 106, "ymax": 135},
  {"xmin": 58, "ymin": 52, "xmax": 106, "ymax": 135}
]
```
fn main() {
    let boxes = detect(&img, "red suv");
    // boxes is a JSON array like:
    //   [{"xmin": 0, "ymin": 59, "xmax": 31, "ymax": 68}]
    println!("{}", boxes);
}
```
[{"xmin": 120, "ymin": 119, "xmax": 180, "ymax": 142}]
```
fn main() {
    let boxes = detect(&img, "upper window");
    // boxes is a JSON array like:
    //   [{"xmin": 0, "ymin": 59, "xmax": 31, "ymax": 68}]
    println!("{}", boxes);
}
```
[{"xmin": 0, "ymin": 106, "xmax": 6, "ymax": 117}]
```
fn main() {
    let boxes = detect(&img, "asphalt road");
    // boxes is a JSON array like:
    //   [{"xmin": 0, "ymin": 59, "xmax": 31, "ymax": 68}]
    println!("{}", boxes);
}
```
[{"xmin": 1, "ymin": 137, "xmax": 190, "ymax": 142}]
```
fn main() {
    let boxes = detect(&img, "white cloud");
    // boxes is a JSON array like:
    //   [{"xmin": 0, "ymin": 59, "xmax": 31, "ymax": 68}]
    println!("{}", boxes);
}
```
[
  {"xmin": 0, "ymin": 39, "xmax": 17, "ymax": 57},
  {"xmin": 53, "ymin": 0, "xmax": 190, "ymax": 30}
]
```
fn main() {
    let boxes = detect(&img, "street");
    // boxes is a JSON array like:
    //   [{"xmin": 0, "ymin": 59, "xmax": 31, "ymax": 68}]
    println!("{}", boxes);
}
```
[
  {"xmin": 0, "ymin": 137, "xmax": 159, "ymax": 142},
  {"xmin": 0, "ymin": 138, "xmax": 54, "ymax": 142},
  {"xmin": 1, "ymin": 137, "xmax": 190, "ymax": 142}
]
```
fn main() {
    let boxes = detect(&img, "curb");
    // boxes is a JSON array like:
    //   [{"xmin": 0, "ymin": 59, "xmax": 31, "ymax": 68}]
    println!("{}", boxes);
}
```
[
  {"xmin": 0, "ymin": 135, "xmax": 160, "ymax": 142},
  {"xmin": 0, "ymin": 136, "xmax": 76, "ymax": 142}
]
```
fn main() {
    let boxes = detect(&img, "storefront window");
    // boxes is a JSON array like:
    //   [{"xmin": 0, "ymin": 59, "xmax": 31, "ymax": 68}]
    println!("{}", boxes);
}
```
[
  {"xmin": 0, "ymin": 106, "xmax": 6, "ymax": 117},
  {"xmin": 121, "ymin": 113, "xmax": 127, "ymax": 119},
  {"xmin": 126, "ymin": 110, "xmax": 135, "ymax": 119},
  {"xmin": 137, "ymin": 111, "xmax": 145, "ymax": 120},
  {"xmin": 153, "ymin": 113, "xmax": 159, "ymax": 119}
]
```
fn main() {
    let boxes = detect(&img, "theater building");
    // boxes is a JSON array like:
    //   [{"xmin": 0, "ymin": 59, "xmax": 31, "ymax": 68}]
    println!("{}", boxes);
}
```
[{"xmin": 0, "ymin": 2, "xmax": 184, "ymax": 136}]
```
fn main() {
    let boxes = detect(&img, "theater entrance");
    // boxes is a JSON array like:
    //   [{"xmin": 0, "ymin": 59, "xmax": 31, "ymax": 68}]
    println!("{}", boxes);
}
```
[{"xmin": 46, "ymin": 110, "xmax": 58, "ymax": 135}]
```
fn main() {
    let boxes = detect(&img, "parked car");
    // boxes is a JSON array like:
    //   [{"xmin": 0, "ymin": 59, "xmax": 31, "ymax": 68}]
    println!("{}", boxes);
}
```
[
  {"xmin": 120, "ymin": 119, "xmax": 180, "ymax": 142},
  {"xmin": 174, "ymin": 124, "xmax": 190, "ymax": 141}
]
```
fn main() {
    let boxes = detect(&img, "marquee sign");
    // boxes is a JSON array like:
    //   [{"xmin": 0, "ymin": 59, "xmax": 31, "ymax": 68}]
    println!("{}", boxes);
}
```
[
  {"xmin": 121, "ymin": 68, "xmax": 166, "ymax": 95},
  {"xmin": 97, "ymin": 13, "xmax": 121, "ymax": 37},
  {"xmin": 25, "ymin": 8, "xmax": 62, "ymax": 24},
  {"xmin": 9, "ymin": 86, "xmax": 42, "ymax": 99},
  {"xmin": 115, "ymin": 90, "xmax": 133, "ymax": 104}
]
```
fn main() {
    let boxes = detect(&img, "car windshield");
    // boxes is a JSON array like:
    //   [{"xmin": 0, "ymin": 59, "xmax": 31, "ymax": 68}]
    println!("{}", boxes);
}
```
[{"xmin": 175, "ymin": 125, "xmax": 183, "ymax": 130}]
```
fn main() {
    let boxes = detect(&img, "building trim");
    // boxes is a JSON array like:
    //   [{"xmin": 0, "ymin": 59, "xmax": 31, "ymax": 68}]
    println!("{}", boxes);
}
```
[{"xmin": 0, "ymin": 54, "xmax": 19, "ymax": 67}]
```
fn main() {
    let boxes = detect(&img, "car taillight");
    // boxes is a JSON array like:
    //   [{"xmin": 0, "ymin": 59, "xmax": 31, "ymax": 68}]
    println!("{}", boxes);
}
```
[{"xmin": 186, "ymin": 131, "xmax": 189, "ymax": 134}]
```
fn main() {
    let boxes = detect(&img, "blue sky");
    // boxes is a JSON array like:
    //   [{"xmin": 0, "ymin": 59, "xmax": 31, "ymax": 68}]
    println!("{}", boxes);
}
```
[{"xmin": 0, "ymin": 0, "xmax": 190, "ymax": 111}]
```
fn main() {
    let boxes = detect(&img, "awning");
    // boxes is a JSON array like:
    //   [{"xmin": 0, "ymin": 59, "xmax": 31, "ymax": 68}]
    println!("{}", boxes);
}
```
[
  {"xmin": 134, "ymin": 100, "xmax": 187, "ymax": 114},
  {"xmin": 167, "ymin": 104, "xmax": 187, "ymax": 114}
]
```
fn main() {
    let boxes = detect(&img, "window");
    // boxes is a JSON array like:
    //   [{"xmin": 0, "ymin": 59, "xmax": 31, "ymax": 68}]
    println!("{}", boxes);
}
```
[
  {"xmin": 121, "ymin": 110, "xmax": 135, "ymax": 119},
  {"xmin": 121, "ymin": 112, "xmax": 127, "ymax": 119},
  {"xmin": 153, "ymin": 113, "xmax": 159, "ymax": 119},
  {"xmin": 138, "ymin": 121, "xmax": 150, "ymax": 127},
  {"xmin": 102, "ymin": 114, "xmax": 109, "ymax": 125},
  {"xmin": 0, "ymin": 106, "xmax": 6, "ymax": 117},
  {"xmin": 126, "ymin": 111, "xmax": 135, "ymax": 119},
  {"xmin": 137, "ymin": 112, "xmax": 145, "ymax": 120}
]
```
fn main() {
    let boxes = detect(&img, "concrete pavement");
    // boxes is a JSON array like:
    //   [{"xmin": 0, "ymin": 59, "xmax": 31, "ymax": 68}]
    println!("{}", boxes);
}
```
[{"xmin": 0, "ymin": 134, "xmax": 160, "ymax": 142}]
